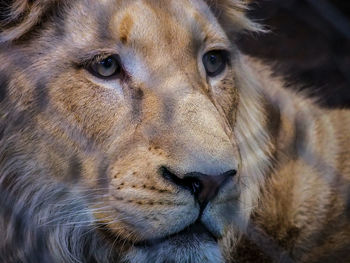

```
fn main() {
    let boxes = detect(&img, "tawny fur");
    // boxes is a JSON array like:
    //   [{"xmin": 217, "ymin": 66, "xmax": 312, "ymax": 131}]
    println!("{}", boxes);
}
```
[{"xmin": 0, "ymin": 0, "xmax": 349, "ymax": 263}]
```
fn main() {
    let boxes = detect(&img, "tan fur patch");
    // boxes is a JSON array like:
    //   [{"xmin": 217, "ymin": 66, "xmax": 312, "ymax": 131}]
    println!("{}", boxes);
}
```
[{"xmin": 119, "ymin": 13, "xmax": 134, "ymax": 44}]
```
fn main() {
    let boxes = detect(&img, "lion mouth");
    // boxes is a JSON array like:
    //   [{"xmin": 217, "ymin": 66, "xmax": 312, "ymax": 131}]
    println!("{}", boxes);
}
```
[{"xmin": 135, "ymin": 221, "xmax": 217, "ymax": 247}]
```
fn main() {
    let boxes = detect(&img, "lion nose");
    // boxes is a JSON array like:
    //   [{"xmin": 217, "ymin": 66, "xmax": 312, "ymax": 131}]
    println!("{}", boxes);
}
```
[{"xmin": 160, "ymin": 166, "xmax": 236, "ymax": 207}]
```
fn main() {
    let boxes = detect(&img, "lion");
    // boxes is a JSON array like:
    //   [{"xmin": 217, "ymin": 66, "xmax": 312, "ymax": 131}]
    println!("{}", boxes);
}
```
[{"xmin": 0, "ymin": 0, "xmax": 349, "ymax": 262}]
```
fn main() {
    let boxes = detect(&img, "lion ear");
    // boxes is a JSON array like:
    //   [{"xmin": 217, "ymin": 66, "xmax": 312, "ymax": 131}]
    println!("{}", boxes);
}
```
[
  {"xmin": 204, "ymin": 0, "xmax": 265, "ymax": 34},
  {"xmin": 0, "ymin": 0, "xmax": 57, "ymax": 43}
]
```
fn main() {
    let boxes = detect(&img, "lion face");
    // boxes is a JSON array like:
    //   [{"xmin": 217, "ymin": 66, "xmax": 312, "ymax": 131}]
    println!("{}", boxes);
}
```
[{"xmin": 0, "ymin": 0, "xmax": 256, "ymax": 262}]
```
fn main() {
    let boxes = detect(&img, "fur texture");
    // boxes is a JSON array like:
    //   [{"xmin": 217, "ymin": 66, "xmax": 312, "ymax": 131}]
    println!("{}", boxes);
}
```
[{"xmin": 0, "ymin": 0, "xmax": 350, "ymax": 262}]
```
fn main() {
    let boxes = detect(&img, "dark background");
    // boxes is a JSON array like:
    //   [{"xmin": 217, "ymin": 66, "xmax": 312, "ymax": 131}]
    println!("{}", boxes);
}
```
[{"xmin": 237, "ymin": 0, "xmax": 350, "ymax": 108}]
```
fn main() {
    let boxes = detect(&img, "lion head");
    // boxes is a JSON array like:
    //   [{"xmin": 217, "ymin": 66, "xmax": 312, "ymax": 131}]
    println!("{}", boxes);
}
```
[{"xmin": 0, "ymin": 0, "xmax": 270, "ymax": 262}]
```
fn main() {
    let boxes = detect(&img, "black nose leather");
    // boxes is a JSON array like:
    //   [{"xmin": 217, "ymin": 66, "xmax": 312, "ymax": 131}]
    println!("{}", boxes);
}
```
[{"xmin": 160, "ymin": 166, "xmax": 236, "ymax": 207}]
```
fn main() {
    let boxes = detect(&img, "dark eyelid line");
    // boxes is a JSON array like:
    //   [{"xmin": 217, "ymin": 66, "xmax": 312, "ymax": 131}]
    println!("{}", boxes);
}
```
[
  {"xmin": 73, "ymin": 50, "xmax": 117, "ymax": 68},
  {"xmin": 77, "ymin": 55, "xmax": 113, "ymax": 69},
  {"xmin": 204, "ymin": 45, "xmax": 232, "ymax": 65}
]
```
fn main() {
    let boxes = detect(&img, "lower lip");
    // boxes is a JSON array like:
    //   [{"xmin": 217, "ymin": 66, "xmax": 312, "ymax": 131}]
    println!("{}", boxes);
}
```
[{"xmin": 135, "ymin": 222, "xmax": 217, "ymax": 247}]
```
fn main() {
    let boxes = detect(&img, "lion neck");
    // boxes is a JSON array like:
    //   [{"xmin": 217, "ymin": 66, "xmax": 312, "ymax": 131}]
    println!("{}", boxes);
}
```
[{"xmin": 230, "ymin": 54, "xmax": 348, "ymax": 261}]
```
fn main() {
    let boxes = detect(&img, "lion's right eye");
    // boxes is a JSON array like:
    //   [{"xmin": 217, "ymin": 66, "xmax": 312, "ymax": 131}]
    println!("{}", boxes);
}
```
[
  {"xmin": 89, "ymin": 55, "xmax": 122, "ymax": 79},
  {"xmin": 202, "ymin": 50, "xmax": 229, "ymax": 77}
]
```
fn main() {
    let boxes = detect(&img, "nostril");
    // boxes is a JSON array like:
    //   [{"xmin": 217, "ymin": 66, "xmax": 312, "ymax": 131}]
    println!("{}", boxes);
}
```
[
  {"xmin": 182, "ymin": 177, "xmax": 202, "ymax": 195},
  {"xmin": 159, "ymin": 166, "xmax": 174, "ymax": 181},
  {"xmin": 185, "ymin": 169, "xmax": 237, "ymax": 206},
  {"xmin": 191, "ymin": 180, "xmax": 201, "ymax": 194},
  {"xmin": 160, "ymin": 166, "xmax": 189, "ymax": 190},
  {"xmin": 160, "ymin": 166, "xmax": 202, "ymax": 194},
  {"xmin": 160, "ymin": 166, "xmax": 237, "ymax": 205}
]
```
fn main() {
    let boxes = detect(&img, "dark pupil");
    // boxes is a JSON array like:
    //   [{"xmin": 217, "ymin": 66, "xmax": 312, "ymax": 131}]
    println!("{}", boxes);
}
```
[
  {"xmin": 209, "ymin": 55, "xmax": 218, "ymax": 65},
  {"xmin": 205, "ymin": 52, "xmax": 223, "ymax": 74},
  {"xmin": 101, "ymin": 58, "xmax": 114, "ymax": 68}
]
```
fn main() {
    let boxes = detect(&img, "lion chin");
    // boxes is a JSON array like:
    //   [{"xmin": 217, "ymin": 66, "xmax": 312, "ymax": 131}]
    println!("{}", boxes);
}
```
[{"xmin": 124, "ymin": 223, "xmax": 223, "ymax": 263}]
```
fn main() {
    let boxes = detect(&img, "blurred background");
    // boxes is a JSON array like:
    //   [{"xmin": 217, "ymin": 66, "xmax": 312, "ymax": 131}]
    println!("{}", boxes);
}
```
[{"xmin": 238, "ymin": 0, "xmax": 350, "ymax": 108}]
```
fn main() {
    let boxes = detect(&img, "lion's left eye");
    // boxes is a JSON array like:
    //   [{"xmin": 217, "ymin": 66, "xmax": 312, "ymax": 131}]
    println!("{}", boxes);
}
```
[
  {"xmin": 202, "ymin": 50, "xmax": 228, "ymax": 77},
  {"xmin": 90, "ymin": 56, "xmax": 121, "ymax": 79}
]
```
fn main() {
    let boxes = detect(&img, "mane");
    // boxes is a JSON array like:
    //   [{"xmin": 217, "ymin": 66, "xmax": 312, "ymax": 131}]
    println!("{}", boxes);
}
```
[
  {"xmin": 0, "ymin": 141, "xmax": 116, "ymax": 262},
  {"xmin": 0, "ymin": 0, "xmax": 70, "ymax": 43},
  {"xmin": 204, "ymin": 0, "xmax": 266, "ymax": 34}
]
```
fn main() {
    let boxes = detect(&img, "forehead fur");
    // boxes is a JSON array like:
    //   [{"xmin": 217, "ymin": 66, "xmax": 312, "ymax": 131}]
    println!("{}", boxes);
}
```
[{"xmin": 0, "ymin": 0, "xmax": 262, "ymax": 44}]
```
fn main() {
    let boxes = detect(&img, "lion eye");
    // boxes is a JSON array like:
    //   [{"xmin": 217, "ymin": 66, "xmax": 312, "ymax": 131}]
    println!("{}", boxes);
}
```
[
  {"xmin": 90, "ymin": 56, "xmax": 121, "ymax": 79},
  {"xmin": 202, "ymin": 50, "xmax": 228, "ymax": 77}
]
